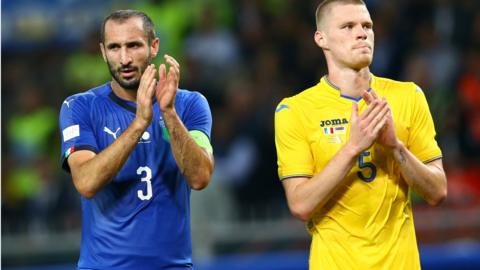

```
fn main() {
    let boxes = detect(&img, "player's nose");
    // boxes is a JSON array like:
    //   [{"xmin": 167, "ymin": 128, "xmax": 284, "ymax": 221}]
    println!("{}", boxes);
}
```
[
  {"xmin": 355, "ymin": 25, "xmax": 368, "ymax": 40},
  {"xmin": 120, "ymin": 47, "xmax": 133, "ymax": 65}
]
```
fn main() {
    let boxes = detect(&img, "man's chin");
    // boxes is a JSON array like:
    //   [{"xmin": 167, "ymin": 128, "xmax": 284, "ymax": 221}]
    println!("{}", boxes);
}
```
[
  {"xmin": 351, "ymin": 57, "xmax": 372, "ymax": 70},
  {"xmin": 116, "ymin": 78, "xmax": 140, "ymax": 90}
]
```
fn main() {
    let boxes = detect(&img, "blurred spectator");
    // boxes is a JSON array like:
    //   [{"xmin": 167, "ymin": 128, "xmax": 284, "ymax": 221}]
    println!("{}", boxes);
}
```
[
  {"xmin": 235, "ymin": 0, "xmax": 267, "ymax": 59},
  {"xmin": 184, "ymin": 5, "xmax": 240, "ymax": 106},
  {"xmin": 451, "ymin": 0, "xmax": 478, "ymax": 49},
  {"xmin": 133, "ymin": 0, "xmax": 193, "ymax": 59},
  {"xmin": 433, "ymin": 0, "xmax": 455, "ymax": 43},
  {"xmin": 457, "ymin": 47, "xmax": 480, "ymax": 159},
  {"xmin": 3, "ymin": 84, "xmax": 60, "ymax": 234},
  {"xmin": 370, "ymin": 5, "xmax": 396, "ymax": 76},
  {"xmin": 211, "ymin": 77, "xmax": 260, "ymax": 219},
  {"xmin": 64, "ymin": 31, "xmax": 110, "ymax": 91},
  {"xmin": 6, "ymin": 84, "xmax": 56, "ymax": 163}
]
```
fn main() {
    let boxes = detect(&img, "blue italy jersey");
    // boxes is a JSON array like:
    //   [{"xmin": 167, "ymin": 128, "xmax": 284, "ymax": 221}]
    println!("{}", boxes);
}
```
[{"xmin": 59, "ymin": 82, "xmax": 212, "ymax": 270}]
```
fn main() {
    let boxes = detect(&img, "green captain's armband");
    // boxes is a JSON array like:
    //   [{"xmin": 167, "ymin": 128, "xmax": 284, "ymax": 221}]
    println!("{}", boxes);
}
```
[{"xmin": 189, "ymin": 130, "xmax": 213, "ymax": 154}]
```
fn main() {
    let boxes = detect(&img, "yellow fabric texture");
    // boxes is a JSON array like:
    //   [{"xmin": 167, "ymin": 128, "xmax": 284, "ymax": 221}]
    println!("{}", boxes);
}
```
[{"xmin": 274, "ymin": 74, "xmax": 442, "ymax": 269}]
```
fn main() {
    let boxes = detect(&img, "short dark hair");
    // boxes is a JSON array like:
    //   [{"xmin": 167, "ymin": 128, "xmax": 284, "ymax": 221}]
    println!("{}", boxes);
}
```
[
  {"xmin": 315, "ymin": 0, "xmax": 366, "ymax": 30},
  {"xmin": 101, "ymin": 10, "xmax": 156, "ymax": 43}
]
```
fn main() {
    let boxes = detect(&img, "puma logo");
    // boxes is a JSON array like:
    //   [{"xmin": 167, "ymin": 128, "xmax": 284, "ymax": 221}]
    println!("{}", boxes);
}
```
[
  {"xmin": 63, "ymin": 99, "xmax": 74, "ymax": 108},
  {"xmin": 104, "ymin": 127, "xmax": 120, "ymax": 140}
]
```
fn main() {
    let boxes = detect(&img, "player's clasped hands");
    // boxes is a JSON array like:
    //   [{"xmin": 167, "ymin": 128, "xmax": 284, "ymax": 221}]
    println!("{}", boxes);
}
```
[
  {"xmin": 348, "ymin": 90, "xmax": 390, "ymax": 154},
  {"xmin": 156, "ymin": 55, "xmax": 180, "ymax": 113},
  {"xmin": 135, "ymin": 55, "xmax": 181, "ymax": 126},
  {"xmin": 136, "ymin": 64, "xmax": 157, "ymax": 126},
  {"xmin": 362, "ymin": 90, "xmax": 399, "ymax": 149}
]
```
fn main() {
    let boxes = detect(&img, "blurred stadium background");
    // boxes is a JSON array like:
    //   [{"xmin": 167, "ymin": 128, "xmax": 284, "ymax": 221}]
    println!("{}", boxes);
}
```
[{"xmin": 2, "ymin": 0, "xmax": 480, "ymax": 269}]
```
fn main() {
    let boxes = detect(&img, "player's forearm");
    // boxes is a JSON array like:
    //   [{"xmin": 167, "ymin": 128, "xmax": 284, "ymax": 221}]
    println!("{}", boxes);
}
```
[
  {"xmin": 72, "ymin": 118, "xmax": 148, "ymax": 198},
  {"xmin": 287, "ymin": 143, "xmax": 359, "ymax": 221},
  {"xmin": 162, "ymin": 108, "xmax": 213, "ymax": 190},
  {"xmin": 390, "ymin": 142, "xmax": 447, "ymax": 206}
]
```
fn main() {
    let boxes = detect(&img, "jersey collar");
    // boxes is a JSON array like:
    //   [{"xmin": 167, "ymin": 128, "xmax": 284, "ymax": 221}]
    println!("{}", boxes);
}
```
[
  {"xmin": 322, "ymin": 75, "xmax": 375, "ymax": 102},
  {"xmin": 107, "ymin": 82, "xmax": 157, "ymax": 114}
]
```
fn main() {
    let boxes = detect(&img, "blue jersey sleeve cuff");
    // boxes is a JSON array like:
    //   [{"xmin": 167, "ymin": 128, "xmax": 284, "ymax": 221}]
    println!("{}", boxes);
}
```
[{"xmin": 61, "ymin": 145, "xmax": 98, "ymax": 173}]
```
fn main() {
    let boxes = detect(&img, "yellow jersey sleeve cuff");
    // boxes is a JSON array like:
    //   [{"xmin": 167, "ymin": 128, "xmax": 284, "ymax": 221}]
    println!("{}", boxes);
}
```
[
  {"xmin": 415, "ymin": 148, "xmax": 442, "ymax": 164},
  {"xmin": 279, "ymin": 174, "xmax": 313, "ymax": 181},
  {"xmin": 423, "ymin": 156, "xmax": 442, "ymax": 164}
]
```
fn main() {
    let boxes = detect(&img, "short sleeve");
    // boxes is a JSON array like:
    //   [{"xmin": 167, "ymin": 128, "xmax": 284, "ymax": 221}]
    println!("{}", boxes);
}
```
[
  {"xmin": 274, "ymin": 99, "xmax": 314, "ymax": 180},
  {"xmin": 406, "ymin": 85, "xmax": 442, "ymax": 163},
  {"xmin": 182, "ymin": 92, "xmax": 212, "ymax": 139},
  {"xmin": 59, "ymin": 95, "xmax": 99, "ymax": 172}
]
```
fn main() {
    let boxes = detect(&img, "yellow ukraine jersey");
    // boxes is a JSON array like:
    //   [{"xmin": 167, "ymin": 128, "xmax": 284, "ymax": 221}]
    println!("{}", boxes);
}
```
[{"xmin": 274, "ymin": 74, "xmax": 442, "ymax": 270}]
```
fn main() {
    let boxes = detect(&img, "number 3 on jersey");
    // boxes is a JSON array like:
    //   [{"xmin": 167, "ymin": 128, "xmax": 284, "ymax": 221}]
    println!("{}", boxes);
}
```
[
  {"xmin": 357, "ymin": 151, "xmax": 377, "ymax": 182},
  {"xmin": 137, "ymin": 166, "xmax": 153, "ymax": 200}
]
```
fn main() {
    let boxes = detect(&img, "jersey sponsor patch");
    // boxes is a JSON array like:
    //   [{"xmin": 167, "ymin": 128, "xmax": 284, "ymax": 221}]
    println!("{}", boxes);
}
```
[
  {"xmin": 159, "ymin": 117, "xmax": 170, "ymax": 142},
  {"xmin": 320, "ymin": 118, "xmax": 348, "ymax": 127},
  {"xmin": 139, "ymin": 131, "xmax": 151, "ymax": 144},
  {"xmin": 64, "ymin": 146, "xmax": 75, "ymax": 158},
  {"xmin": 63, "ymin": 125, "xmax": 80, "ymax": 142},
  {"xmin": 327, "ymin": 136, "xmax": 342, "ymax": 144},
  {"xmin": 323, "ymin": 126, "xmax": 346, "ymax": 135}
]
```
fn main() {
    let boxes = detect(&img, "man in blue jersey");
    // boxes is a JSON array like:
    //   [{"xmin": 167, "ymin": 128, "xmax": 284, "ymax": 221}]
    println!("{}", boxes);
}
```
[{"xmin": 59, "ymin": 10, "xmax": 214, "ymax": 269}]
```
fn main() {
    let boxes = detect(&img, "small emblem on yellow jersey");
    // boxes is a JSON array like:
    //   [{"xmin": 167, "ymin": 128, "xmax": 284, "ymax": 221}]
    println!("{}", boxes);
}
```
[
  {"xmin": 323, "ymin": 126, "xmax": 346, "ymax": 135},
  {"xmin": 327, "ymin": 136, "xmax": 342, "ymax": 144}
]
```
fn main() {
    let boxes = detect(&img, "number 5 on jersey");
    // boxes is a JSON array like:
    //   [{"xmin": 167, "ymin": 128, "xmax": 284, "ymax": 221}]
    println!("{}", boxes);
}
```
[
  {"xmin": 137, "ymin": 166, "xmax": 153, "ymax": 200},
  {"xmin": 357, "ymin": 151, "xmax": 377, "ymax": 182}
]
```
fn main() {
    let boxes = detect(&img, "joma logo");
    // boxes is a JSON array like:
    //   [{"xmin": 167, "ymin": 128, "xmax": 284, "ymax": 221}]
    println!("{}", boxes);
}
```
[{"xmin": 320, "ymin": 118, "xmax": 348, "ymax": 127}]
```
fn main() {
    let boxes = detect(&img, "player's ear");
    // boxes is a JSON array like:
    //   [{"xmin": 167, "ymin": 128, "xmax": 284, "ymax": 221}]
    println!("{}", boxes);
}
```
[
  {"xmin": 314, "ymin": 30, "xmax": 328, "ymax": 50},
  {"xmin": 150, "ymin": 38, "xmax": 160, "ymax": 58},
  {"xmin": 99, "ymin": 43, "xmax": 107, "ymax": 63}
]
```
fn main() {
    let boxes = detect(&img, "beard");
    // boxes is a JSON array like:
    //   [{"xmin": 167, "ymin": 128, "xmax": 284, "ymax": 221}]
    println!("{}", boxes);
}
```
[{"xmin": 107, "ymin": 57, "xmax": 151, "ymax": 90}]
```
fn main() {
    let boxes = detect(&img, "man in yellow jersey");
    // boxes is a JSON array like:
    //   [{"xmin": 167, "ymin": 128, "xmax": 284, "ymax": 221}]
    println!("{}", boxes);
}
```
[{"xmin": 274, "ymin": 0, "xmax": 447, "ymax": 269}]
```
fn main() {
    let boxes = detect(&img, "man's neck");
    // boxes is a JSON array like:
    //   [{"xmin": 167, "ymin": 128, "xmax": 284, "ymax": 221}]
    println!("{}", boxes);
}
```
[
  {"xmin": 110, "ymin": 80, "xmax": 138, "ymax": 102},
  {"xmin": 327, "ymin": 67, "xmax": 371, "ymax": 98}
]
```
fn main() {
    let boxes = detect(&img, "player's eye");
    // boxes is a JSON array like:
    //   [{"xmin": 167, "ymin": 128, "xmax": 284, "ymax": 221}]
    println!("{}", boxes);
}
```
[
  {"xmin": 127, "ymin": 42, "xmax": 142, "ymax": 49},
  {"xmin": 107, "ymin": 44, "xmax": 120, "ymax": 50},
  {"xmin": 363, "ymin": 23, "xmax": 373, "ymax": 30}
]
